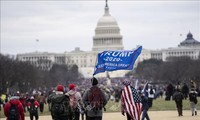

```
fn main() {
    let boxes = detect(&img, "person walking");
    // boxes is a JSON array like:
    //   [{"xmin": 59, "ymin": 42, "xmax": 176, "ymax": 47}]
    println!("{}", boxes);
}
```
[
  {"xmin": 51, "ymin": 84, "xmax": 72, "ymax": 120},
  {"xmin": 121, "ymin": 79, "xmax": 142, "ymax": 120},
  {"xmin": 66, "ymin": 83, "xmax": 84, "ymax": 120},
  {"xmin": 4, "ymin": 94, "xmax": 25, "ymax": 120},
  {"xmin": 47, "ymin": 90, "xmax": 56, "ymax": 112},
  {"xmin": 173, "ymin": 88, "xmax": 184, "ymax": 116},
  {"xmin": 82, "ymin": 77, "xmax": 108, "ymax": 120},
  {"xmin": 27, "ymin": 96, "xmax": 40, "ymax": 120},
  {"xmin": 37, "ymin": 93, "xmax": 46, "ymax": 113},
  {"xmin": 189, "ymin": 88, "xmax": 198, "ymax": 116},
  {"xmin": 140, "ymin": 92, "xmax": 150, "ymax": 120}
]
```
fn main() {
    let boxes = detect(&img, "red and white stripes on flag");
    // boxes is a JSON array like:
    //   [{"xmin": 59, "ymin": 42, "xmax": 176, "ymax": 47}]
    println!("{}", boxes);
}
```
[{"xmin": 122, "ymin": 86, "xmax": 142, "ymax": 120}]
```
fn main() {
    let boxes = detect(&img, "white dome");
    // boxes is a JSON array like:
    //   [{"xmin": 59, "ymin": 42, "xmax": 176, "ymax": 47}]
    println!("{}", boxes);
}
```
[{"xmin": 97, "ymin": 15, "xmax": 118, "ymax": 27}]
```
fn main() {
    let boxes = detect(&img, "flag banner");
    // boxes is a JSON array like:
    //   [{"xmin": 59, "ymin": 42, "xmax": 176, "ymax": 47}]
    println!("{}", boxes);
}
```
[
  {"xmin": 121, "ymin": 86, "xmax": 142, "ymax": 120},
  {"xmin": 93, "ymin": 46, "xmax": 142, "ymax": 75}
]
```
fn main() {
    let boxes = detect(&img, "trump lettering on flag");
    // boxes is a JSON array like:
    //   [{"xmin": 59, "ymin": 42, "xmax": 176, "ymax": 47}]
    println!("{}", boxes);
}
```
[{"xmin": 93, "ymin": 46, "xmax": 142, "ymax": 75}]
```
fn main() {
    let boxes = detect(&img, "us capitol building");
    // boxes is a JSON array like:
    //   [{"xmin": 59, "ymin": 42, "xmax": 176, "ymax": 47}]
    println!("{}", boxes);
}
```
[{"xmin": 16, "ymin": 1, "xmax": 200, "ymax": 78}]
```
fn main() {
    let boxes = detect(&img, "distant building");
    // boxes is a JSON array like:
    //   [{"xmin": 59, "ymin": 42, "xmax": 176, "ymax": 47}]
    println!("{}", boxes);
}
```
[
  {"xmin": 151, "ymin": 32, "xmax": 200, "ymax": 61},
  {"xmin": 16, "ymin": 1, "xmax": 200, "ymax": 78}
]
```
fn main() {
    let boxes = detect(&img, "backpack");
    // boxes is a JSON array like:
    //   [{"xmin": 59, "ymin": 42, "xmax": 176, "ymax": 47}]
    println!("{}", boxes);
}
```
[
  {"xmin": 8, "ymin": 102, "xmax": 19, "ymax": 120},
  {"xmin": 52, "ymin": 96, "xmax": 70, "ymax": 116},
  {"xmin": 190, "ymin": 93, "xmax": 198, "ymax": 104},
  {"xmin": 88, "ymin": 86, "xmax": 104, "ymax": 110},
  {"xmin": 150, "ymin": 88, "xmax": 154, "ymax": 94},
  {"xmin": 69, "ymin": 92, "xmax": 77, "ymax": 110},
  {"xmin": 29, "ymin": 102, "xmax": 37, "ymax": 114}
]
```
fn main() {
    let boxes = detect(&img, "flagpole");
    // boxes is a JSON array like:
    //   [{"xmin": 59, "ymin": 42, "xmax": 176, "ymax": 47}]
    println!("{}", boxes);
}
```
[{"xmin": 93, "ymin": 53, "xmax": 98, "ymax": 77}]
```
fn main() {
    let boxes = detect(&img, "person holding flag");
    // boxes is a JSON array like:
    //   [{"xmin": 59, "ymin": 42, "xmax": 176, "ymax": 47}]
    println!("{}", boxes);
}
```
[
  {"xmin": 120, "ymin": 79, "xmax": 142, "ymax": 120},
  {"xmin": 92, "ymin": 46, "xmax": 143, "ymax": 120}
]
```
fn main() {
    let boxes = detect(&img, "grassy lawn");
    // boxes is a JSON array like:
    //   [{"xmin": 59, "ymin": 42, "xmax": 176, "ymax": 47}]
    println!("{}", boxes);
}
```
[{"xmin": 1, "ymin": 97, "xmax": 199, "ymax": 118}]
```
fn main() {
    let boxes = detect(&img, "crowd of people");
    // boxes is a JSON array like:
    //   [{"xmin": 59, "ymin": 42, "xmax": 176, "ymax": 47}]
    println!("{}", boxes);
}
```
[{"xmin": 0, "ymin": 77, "xmax": 199, "ymax": 120}]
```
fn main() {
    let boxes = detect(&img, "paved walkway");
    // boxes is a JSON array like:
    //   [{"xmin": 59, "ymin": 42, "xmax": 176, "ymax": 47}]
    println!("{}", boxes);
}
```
[{"xmin": 1, "ymin": 111, "xmax": 199, "ymax": 120}]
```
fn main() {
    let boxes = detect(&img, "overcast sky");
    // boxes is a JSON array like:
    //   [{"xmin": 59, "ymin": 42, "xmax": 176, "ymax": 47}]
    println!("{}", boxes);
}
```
[{"xmin": 1, "ymin": 1, "xmax": 200, "ymax": 55}]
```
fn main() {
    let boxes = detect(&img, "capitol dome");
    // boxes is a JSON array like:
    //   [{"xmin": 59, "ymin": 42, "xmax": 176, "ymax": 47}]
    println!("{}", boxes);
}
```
[
  {"xmin": 97, "ymin": 11, "xmax": 118, "ymax": 27},
  {"xmin": 92, "ymin": 1, "xmax": 124, "ymax": 51},
  {"xmin": 179, "ymin": 32, "xmax": 200, "ymax": 47}
]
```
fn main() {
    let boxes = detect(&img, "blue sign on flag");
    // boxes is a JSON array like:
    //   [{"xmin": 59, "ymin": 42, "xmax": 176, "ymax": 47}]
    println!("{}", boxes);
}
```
[{"xmin": 93, "ymin": 46, "xmax": 142, "ymax": 75}]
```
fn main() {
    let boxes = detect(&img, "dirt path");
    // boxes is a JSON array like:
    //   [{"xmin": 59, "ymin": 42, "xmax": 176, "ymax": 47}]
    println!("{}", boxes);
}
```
[{"xmin": 1, "ymin": 111, "xmax": 199, "ymax": 120}]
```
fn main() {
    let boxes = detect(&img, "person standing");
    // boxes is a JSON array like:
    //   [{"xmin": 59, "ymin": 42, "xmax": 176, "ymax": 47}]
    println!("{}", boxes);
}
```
[
  {"xmin": 4, "ymin": 94, "xmax": 25, "ymax": 120},
  {"xmin": 173, "ymin": 88, "xmax": 184, "ymax": 116},
  {"xmin": 66, "ymin": 83, "xmax": 84, "ymax": 120},
  {"xmin": 82, "ymin": 77, "xmax": 108, "ymax": 120},
  {"xmin": 27, "ymin": 96, "xmax": 40, "ymax": 120},
  {"xmin": 189, "ymin": 88, "xmax": 198, "ymax": 116},
  {"xmin": 147, "ymin": 86, "xmax": 155, "ymax": 108},
  {"xmin": 121, "ymin": 79, "xmax": 142, "ymax": 120},
  {"xmin": 51, "ymin": 84, "xmax": 72, "ymax": 120}
]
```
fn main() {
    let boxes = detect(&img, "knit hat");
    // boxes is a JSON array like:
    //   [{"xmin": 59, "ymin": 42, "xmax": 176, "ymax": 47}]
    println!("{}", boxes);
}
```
[
  {"xmin": 56, "ymin": 85, "xmax": 64, "ymax": 92},
  {"xmin": 91, "ymin": 77, "xmax": 98, "ymax": 86},
  {"xmin": 69, "ymin": 84, "xmax": 76, "ymax": 90},
  {"xmin": 122, "ymin": 79, "xmax": 131, "ymax": 86},
  {"xmin": 30, "ymin": 96, "xmax": 34, "ymax": 99}
]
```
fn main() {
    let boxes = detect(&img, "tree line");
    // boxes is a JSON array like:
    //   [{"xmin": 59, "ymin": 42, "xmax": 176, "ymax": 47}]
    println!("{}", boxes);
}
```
[
  {"xmin": 1, "ymin": 53, "xmax": 200, "ymax": 94},
  {"xmin": 0, "ymin": 54, "xmax": 82, "ymax": 94},
  {"xmin": 126, "ymin": 56, "xmax": 200, "ymax": 86}
]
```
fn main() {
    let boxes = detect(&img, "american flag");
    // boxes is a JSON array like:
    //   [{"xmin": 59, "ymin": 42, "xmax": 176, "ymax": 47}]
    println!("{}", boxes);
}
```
[{"xmin": 121, "ymin": 85, "xmax": 142, "ymax": 120}]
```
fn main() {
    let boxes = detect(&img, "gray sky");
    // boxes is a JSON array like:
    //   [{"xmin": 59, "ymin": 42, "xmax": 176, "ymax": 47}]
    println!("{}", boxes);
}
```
[{"xmin": 1, "ymin": 1, "xmax": 200, "ymax": 55}]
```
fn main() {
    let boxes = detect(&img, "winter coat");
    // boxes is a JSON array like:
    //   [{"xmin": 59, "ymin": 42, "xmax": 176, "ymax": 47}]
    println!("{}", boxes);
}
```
[
  {"xmin": 38, "ymin": 95, "xmax": 46, "ymax": 104},
  {"xmin": 4, "ymin": 96, "xmax": 25, "ymax": 120},
  {"xmin": 66, "ymin": 89, "xmax": 83, "ymax": 110},
  {"xmin": 27, "ymin": 99, "xmax": 40, "ymax": 110},
  {"xmin": 82, "ymin": 85, "xmax": 108, "ymax": 117}
]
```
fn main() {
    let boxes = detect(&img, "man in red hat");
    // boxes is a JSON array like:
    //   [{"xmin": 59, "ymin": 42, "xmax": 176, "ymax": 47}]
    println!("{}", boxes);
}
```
[
  {"xmin": 51, "ymin": 84, "xmax": 71, "ymax": 120},
  {"xmin": 27, "ymin": 96, "xmax": 40, "ymax": 120},
  {"xmin": 66, "ymin": 84, "xmax": 83, "ymax": 120}
]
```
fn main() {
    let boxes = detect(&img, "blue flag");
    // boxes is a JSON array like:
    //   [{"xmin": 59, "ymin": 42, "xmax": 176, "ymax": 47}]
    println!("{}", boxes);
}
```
[{"xmin": 93, "ymin": 46, "xmax": 142, "ymax": 75}]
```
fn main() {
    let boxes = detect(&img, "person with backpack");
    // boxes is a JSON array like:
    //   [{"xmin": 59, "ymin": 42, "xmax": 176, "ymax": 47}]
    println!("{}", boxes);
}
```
[
  {"xmin": 66, "ymin": 83, "xmax": 84, "ymax": 120},
  {"xmin": 51, "ymin": 84, "xmax": 72, "ymax": 120},
  {"xmin": 173, "ymin": 88, "xmax": 184, "ymax": 116},
  {"xmin": 27, "ymin": 96, "xmax": 40, "ymax": 120},
  {"xmin": 82, "ymin": 77, "xmax": 108, "ymax": 120},
  {"xmin": 189, "ymin": 88, "xmax": 198, "ymax": 116},
  {"xmin": 4, "ymin": 94, "xmax": 25, "ymax": 120}
]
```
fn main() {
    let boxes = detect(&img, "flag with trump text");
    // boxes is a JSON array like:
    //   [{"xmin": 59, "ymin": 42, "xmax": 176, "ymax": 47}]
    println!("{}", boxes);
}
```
[
  {"xmin": 121, "ymin": 85, "xmax": 142, "ymax": 120},
  {"xmin": 93, "ymin": 46, "xmax": 142, "ymax": 75}
]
